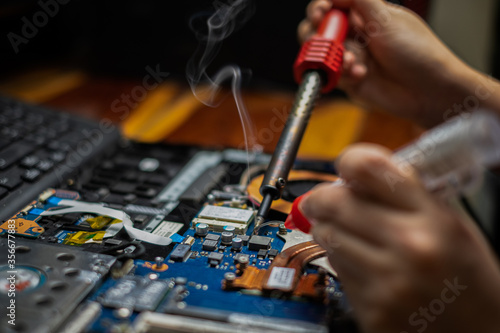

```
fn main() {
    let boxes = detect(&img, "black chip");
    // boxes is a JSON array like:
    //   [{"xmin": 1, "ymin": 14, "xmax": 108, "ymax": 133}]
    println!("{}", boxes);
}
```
[
  {"xmin": 202, "ymin": 240, "xmax": 218, "ymax": 251},
  {"xmin": 248, "ymin": 236, "xmax": 272, "ymax": 251},
  {"xmin": 268, "ymin": 249, "xmax": 279, "ymax": 259},
  {"xmin": 257, "ymin": 249, "xmax": 268, "ymax": 260},
  {"xmin": 218, "ymin": 246, "xmax": 226, "ymax": 252},
  {"xmin": 170, "ymin": 244, "xmax": 191, "ymax": 262},
  {"xmin": 205, "ymin": 233, "xmax": 220, "ymax": 242},
  {"xmin": 239, "ymin": 235, "xmax": 250, "ymax": 245},
  {"xmin": 207, "ymin": 252, "xmax": 224, "ymax": 264}
]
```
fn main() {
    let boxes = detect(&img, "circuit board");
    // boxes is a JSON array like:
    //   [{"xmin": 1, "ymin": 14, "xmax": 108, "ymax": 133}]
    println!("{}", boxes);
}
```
[{"xmin": 0, "ymin": 143, "xmax": 355, "ymax": 333}]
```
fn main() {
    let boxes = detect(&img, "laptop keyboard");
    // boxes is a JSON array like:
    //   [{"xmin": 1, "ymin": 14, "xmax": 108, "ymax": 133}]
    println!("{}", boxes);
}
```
[{"xmin": 0, "ymin": 97, "xmax": 120, "ymax": 222}]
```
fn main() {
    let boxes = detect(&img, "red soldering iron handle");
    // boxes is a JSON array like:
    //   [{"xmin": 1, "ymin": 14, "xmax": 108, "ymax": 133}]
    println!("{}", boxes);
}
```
[{"xmin": 293, "ymin": 8, "xmax": 349, "ymax": 93}]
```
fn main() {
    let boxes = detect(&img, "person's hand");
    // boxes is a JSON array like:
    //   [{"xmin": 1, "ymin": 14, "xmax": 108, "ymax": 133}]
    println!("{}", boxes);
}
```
[
  {"xmin": 300, "ymin": 143, "xmax": 500, "ymax": 333},
  {"xmin": 298, "ymin": 0, "xmax": 500, "ymax": 127}
]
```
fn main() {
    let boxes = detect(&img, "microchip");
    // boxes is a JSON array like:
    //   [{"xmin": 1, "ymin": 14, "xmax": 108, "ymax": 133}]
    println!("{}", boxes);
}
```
[
  {"xmin": 268, "ymin": 249, "xmax": 279, "ymax": 259},
  {"xmin": 248, "ymin": 236, "xmax": 271, "ymax": 251},
  {"xmin": 239, "ymin": 235, "xmax": 250, "ymax": 245},
  {"xmin": 218, "ymin": 246, "xmax": 226, "ymax": 252},
  {"xmin": 202, "ymin": 240, "xmax": 218, "ymax": 252},
  {"xmin": 170, "ymin": 244, "xmax": 192, "ymax": 262},
  {"xmin": 192, "ymin": 205, "xmax": 255, "ymax": 234},
  {"xmin": 257, "ymin": 249, "xmax": 268, "ymax": 260},
  {"xmin": 101, "ymin": 276, "xmax": 170, "ymax": 311},
  {"xmin": 207, "ymin": 252, "xmax": 224, "ymax": 264},
  {"xmin": 205, "ymin": 233, "xmax": 220, "ymax": 242}
]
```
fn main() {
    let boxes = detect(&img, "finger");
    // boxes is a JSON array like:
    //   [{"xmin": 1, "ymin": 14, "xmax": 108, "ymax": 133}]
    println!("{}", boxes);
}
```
[
  {"xmin": 335, "ymin": 144, "xmax": 425, "ymax": 210},
  {"xmin": 339, "ymin": 40, "xmax": 368, "ymax": 88},
  {"xmin": 342, "ymin": 51, "xmax": 355, "ymax": 72},
  {"xmin": 312, "ymin": 222, "xmax": 388, "ymax": 284},
  {"xmin": 334, "ymin": 0, "xmax": 387, "ymax": 23},
  {"xmin": 307, "ymin": 0, "xmax": 332, "ymax": 26},
  {"xmin": 300, "ymin": 182, "xmax": 398, "ymax": 245},
  {"xmin": 297, "ymin": 19, "xmax": 316, "ymax": 43}
]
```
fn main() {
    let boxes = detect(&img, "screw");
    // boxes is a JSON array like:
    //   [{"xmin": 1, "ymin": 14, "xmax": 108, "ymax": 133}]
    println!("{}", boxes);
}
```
[
  {"xmin": 277, "ymin": 178, "xmax": 286, "ymax": 189},
  {"xmin": 155, "ymin": 256, "xmax": 164, "ymax": 268},
  {"xmin": 279, "ymin": 223, "xmax": 287, "ymax": 235}
]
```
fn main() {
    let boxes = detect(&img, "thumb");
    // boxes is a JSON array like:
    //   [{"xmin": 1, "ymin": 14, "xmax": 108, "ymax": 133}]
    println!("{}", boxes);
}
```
[{"xmin": 334, "ymin": 0, "xmax": 388, "ymax": 23}]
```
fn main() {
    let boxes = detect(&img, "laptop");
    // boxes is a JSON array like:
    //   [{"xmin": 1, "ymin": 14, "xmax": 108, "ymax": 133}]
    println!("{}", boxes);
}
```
[{"xmin": 0, "ymin": 95, "xmax": 352, "ymax": 333}]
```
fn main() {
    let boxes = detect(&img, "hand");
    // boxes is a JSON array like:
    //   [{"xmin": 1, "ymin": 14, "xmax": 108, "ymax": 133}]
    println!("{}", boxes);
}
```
[
  {"xmin": 298, "ymin": 0, "xmax": 500, "ymax": 127},
  {"xmin": 300, "ymin": 143, "xmax": 500, "ymax": 333}
]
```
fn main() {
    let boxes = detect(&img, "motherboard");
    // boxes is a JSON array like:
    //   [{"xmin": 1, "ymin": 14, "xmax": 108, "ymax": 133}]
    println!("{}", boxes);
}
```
[{"xmin": 0, "ymin": 142, "xmax": 355, "ymax": 333}]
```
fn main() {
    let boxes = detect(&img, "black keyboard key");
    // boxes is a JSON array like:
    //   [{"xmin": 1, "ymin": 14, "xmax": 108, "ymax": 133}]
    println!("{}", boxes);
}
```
[
  {"xmin": 22, "ymin": 169, "xmax": 41, "ymax": 182},
  {"xmin": 25, "ymin": 134, "xmax": 47, "ymax": 146},
  {"xmin": 20, "ymin": 155, "xmax": 40, "ymax": 168},
  {"xmin": 3, "ymin": 106, "xmax": 24, "ymax": 120},
  {"xmin": 49, "ymin": 151, "xmax": 66, "ymax": 163},
  {"xmin": 0, "ymin": 139, "xmax": 9, "ymax": 150},
  {"xmin": 0, "ymin": 187, "xmax": 7, "ymax": 199},
  {"xmin": 0, "ymin": 141, "xmax": 34, "ymax": 170},
  {"xmin": 111, "ymin": 182, "xmax": 136, "ymax": 194},
  {"xmin": 25, "ymin": 113, "xmax": 44, "ymax": 126},
  {"xmin": 1, "ymin": 127, "xmax": 21, "ymax": 141},
  {"xmin": 48, "ymin": 141, "xmax": 71, "ymax": 152},
  {"xmin": 135, "ymin": 187, "xmax": 158, "ymax": 198},
  {"xmin": 36, "ymin": 160, "xmax": 54, "ymax": 172},
  {"xmin": 0, "ymin": 168, "xmax": 23, "ymax": 189},
  {"xmin": 59, "ymin": 131, "xmax": 84, "ymax": 145}
]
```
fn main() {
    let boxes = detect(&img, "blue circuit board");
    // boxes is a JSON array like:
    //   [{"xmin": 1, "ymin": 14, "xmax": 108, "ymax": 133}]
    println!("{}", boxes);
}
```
[{"xmin": 85, "ymin": 223, "xmax": 342, "ymax": 332}]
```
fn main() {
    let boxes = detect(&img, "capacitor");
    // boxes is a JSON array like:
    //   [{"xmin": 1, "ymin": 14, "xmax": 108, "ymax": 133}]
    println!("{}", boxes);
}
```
[
  {"xmin": 223, "ymin": 225, "xmax": 236, "ymax": 233},
  {"xmin": 232, "ymin": 237, "xmax": 243, "ymax": 251},
  {"xmin": 195, "ymin": 223, "xmax": 209, "ymax": 237},
  {"xmin": 221, "ymin": 231, "xmax": 233, "ymax": 245}
]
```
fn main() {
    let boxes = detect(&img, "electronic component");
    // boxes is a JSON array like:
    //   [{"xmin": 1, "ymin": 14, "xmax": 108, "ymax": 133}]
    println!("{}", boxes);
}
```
[
  {"xmin": 223, "ymin": 225, "xmax": 236, "ymax": 233},
  {"xmin": 202, "ymin": 240, "xmax": 218, "ymax": 252},
  {"xmin": 239, "ymin": 235, "xmax": 250, "ymax": 245},
  {"xmin": 221, "ymin": 231, "xmax": 233, "ymax": 245},
  {"xmin": 0, "ymin": 200, "xmax": 44, "ymax": 237},
  {"xmin": 207, "ymin": 252, "xmax": 224, "ymax": 265},
  {"xmin": 86, "ymin": 216, "xmax": 113, "ymax": 229},
  {"xmin": 231, "ymin": 237, "xmax": 243, "ymax": 251},
  {"xmin": 257, "ymin": 249, "xmax": 268, "ymax": 260},
  {"xmin": 205, "ymin": 233, "xmax": 220, "ymax": 242},
  {"xmin": 223, "ymin": 241, "xmax": 328, "ymax": 297},
  {"xmin": 248, "ymin": 236, "xmax": 272, "ymax": 251},
  {"xmin": 268, "ymin": 249, "xmax": 279, "ymax": 259},
  {"xmin": 195, "ymin": 223, "xmax": 209, "ymax": 237},
  {"xmin": 170, "ymin": 244, "xmax": 192, "ymax": 262},
  {"xmin": 132, "ymin": 312, "xmax": 328, "ymax": 333},
  {"xmin": 63, "ymin": 231, "xmax": 105, "ymax": 245},
  {"xmin": 0, "ymin": 240, "xmax": 115, "ymax": 333},
  {"xmin": 234, "ymin": 253, "xmax": 250, "ymax": 264},
  {"xmin": 183, "ymin": 235, "xmax": 196, "ymax": 246},
  {"xmin": 100, "ymin": 276, "xmax": 170, "ymax": 311},
  {"xmin": 192, "ymin": 205, "xmax": 255, "ymax": 234}
]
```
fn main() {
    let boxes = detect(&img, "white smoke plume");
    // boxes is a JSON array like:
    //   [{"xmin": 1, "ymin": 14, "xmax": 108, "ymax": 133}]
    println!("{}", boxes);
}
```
[{"xmin": 186, "ymin": 0, "xmax": 259, "ymax": 153}]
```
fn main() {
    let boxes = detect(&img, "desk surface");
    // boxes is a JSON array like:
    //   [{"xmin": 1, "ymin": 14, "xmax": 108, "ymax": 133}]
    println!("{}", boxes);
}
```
[{"xmin": 0, "ymin": 67, "xmax": 422, "ymax": 159}]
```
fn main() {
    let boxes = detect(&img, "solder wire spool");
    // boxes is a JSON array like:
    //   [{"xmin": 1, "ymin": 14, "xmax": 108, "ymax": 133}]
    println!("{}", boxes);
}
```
[{"xmin": 393, "ymin": 111, "xmax": 500, "ymax": 198}]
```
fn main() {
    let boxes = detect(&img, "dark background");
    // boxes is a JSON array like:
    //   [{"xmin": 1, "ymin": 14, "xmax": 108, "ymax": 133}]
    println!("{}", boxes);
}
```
[{"xmin": 0, "ymin": 0, "xmax": 499, "ymax": 90}]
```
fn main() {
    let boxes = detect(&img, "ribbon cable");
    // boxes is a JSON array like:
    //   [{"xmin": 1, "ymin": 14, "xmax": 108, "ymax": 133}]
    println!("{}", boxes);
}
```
[{"xmin": 37, "ymin": 199, "xmax": 178, "ymax": 246}]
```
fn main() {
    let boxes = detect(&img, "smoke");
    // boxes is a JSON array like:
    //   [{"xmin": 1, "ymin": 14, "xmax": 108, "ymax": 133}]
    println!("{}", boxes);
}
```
[{"xmin": 186, "ymin": 0, "xmax": 259, "ymax": 153}]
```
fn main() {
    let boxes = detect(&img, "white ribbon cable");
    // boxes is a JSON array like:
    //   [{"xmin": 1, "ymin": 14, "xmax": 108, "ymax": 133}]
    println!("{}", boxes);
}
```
[{"xmin": 40, "ymin": 200, "xmax": 173, "ymax": 246}]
